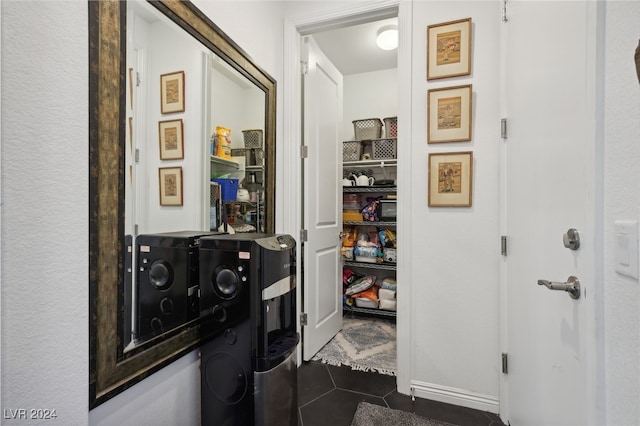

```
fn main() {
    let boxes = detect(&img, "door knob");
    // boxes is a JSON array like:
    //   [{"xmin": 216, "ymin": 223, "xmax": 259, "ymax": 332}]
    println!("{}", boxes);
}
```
[{"xmin": 537, "ymin": 276, "xmax": 581, "ymax": 299}]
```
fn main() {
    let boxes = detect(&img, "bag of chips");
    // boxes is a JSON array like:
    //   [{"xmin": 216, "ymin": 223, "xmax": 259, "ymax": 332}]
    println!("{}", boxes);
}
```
[{"xmin": 345, "ymin": 275, "xmax": 376, "ymax": 296}]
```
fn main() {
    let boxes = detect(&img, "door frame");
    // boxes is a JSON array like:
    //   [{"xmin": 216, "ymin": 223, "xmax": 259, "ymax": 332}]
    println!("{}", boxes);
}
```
[
  {"xmin": 497, "ymin": 1, "xmax": 606, "ymax": 424},
  {"xmin": 282, "ymin": 0, "xmax": 413, "ymax": 393}
]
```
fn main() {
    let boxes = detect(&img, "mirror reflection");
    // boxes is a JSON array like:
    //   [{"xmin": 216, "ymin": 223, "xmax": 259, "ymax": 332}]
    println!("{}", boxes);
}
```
[{"xmin": 123, "ymin": 0, "xmax": 267, "ymax": 351}]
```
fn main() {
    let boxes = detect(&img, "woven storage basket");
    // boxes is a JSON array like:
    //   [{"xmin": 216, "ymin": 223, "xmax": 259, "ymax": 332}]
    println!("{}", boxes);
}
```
[
  {"xmin": 253, "ymin": 148, "xmax": 265, "ymax": 165},
  {"xmin": 230, "ymin": 148, "xmax": 252, "ymax": 166},
  {"xmin": 242, "ymin": 129, "xmax": 263, "ymax": 148},
  {"xmin": 372, "ymin": 138, "xmax": 397, "ymax": 160},
  {"xmin": 209, "ymin": 181, "xmax": 221, "ymax": 206},
  {"xmin": 343, "ymin": 141, "xmax": 362, "ymax": 162},
  {"xmin": 352, "ymin": 118, "xmax": 383, "ymax": 140},
  {"xmin": 383, "ymin": 117, "xmax": 397, "ymax": 138}
]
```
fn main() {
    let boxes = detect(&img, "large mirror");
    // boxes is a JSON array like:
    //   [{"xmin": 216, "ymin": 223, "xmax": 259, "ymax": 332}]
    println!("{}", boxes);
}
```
[{"xmin": 89, "ymin": 0, "xmax": 276, "ymax": 408}]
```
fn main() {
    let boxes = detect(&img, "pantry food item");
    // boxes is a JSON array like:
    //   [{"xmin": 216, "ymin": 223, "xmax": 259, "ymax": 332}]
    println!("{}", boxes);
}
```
[
  {"xmin": 353, "ymin": 285, "xmax": 380, "ymax": 308},
  {"xmin": 215, "ymin": 126, "xmax": 232, "ymax": 159},
  {"xmin": 345, "ymin": 276, "xmax": 376, "ymax": 296},
  {"xmin": 379, "ymin": 299, "xmax": 397, "ymax": 311},
  {"xmin": 380, "ymin": 277, "xmax": 397, "ymax": 291}
]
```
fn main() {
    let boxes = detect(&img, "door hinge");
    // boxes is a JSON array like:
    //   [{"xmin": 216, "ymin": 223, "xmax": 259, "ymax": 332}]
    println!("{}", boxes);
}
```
[
  {"xmin": 135, "ymin": 148, "xmax": 140, "ymax": 163},
  {"xmin": 136, "ymin": 71, "xmax": 141, "ymax": 87},
  {"xmin": 301, "ymin": 145, "xmax": 308, "ymax": 159},
  {"xmin": 501, "ymin": 118, "xmax": 508, "ymax": 139},
  {"xmin": 300, "ymin": 229, "xmax": 308, "ymax": 242},
  {"xmin": 300, "ymin": 60, "xmax": 309, "ymax": 75},
  {"xmin": 501, "ymin": 235, "xmax": 508, "ymax": 256},
  {"xmin": 502, "ymin": 352, "xmax": 508, "ymax": 374},
  {"xmin": 502, "ymin": 0, "xmax": 509, "ymax": 23},
  {"xmin": 300, "ymin": 312, "xmax": 308, "ymax": 326}
]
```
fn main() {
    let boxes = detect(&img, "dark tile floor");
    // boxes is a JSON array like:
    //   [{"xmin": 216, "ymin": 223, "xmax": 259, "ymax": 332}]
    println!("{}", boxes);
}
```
[{"xmin": 297, "ymin": 361, "xmax": 506, "ymax": 426}]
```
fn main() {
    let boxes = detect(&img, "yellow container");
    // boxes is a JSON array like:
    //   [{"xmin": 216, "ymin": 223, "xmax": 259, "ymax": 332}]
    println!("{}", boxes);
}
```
[{"xmin": 343, "ymin": 211, "xmax": 363, "ymax": 221}]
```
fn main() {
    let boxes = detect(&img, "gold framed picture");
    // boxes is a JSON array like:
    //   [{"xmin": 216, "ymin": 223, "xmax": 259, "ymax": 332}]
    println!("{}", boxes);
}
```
[
  {"xmin": 158, "ymin": 119, "xmax": 184, "ymax": 160},
  {"xmin": 427, "ymin": 18, "xmax": 472, "ymax": 80},
  {"xmin": 427, "ymin": 84, "xmax": 472, "ymax": 143},
  {"xmin": 158, "ymin": 166, "xmax": 183, "ymax": 206},
  {"xmin": 428, "ymin": 151, "xmax": 473, "ymax": 207},
  {"xmin": 160, "ymin": 71, "xmax": 185, "ymax": 114}
]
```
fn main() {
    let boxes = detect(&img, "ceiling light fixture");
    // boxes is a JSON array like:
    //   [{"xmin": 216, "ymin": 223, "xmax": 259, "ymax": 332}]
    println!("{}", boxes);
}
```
[{"xmin": 376, "ymin": 25, "xmax": 398, "ymax": 50}]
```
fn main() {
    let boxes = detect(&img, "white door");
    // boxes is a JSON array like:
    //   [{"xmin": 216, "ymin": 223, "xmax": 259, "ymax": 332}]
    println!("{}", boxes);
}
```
[
  {"xmin": 302, "ymin": 35, "xmax": 344, "ymax": 361},
  {"xmin": 504, "ymin": 2, "xmax": 597, "ymax": 425}
]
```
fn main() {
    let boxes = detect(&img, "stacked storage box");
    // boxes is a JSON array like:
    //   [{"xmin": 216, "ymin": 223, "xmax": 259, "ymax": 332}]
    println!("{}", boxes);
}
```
[{"xmin": 242, "ymin": 129, "xmax": 264, "ymax": 165}]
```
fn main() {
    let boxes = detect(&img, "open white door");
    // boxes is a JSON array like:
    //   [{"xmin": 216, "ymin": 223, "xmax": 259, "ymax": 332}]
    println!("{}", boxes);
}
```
[
  {"xmin": 301, "ymin": 35, "xmax": 344, "ymax": 361},
  {"xmin": 503, "ymin": 2, "xmax": 598, "ymax": 425}
]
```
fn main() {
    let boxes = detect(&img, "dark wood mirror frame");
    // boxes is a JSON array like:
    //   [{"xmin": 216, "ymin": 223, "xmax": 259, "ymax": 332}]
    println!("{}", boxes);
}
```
[{"xmin": 89, "ymin": 0, "xmax": 276, "ymax": 408}]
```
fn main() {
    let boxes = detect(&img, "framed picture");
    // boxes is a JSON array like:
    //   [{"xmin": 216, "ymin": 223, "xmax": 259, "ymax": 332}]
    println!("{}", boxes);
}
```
[
  {"xmin": 427, "ymin": 18, "xmax": 472, "ymax": 80},
  {"xmin": 428, "ymin": 151, "xmax": 473, "ymax": 207},
  {"xmin": 427, "ymin": 84, "xmax": 472, "ymax": 143},
  {"xmin": 158, "ymin": 166, "xmax": 183, "ymax": 206},
  {"xmin": 158, "ymin": 119, "xmax": 184, "ymax": 160},
  {"xmin": 160, "ymin": 71, "xmax": 185, "ymax": 114}
]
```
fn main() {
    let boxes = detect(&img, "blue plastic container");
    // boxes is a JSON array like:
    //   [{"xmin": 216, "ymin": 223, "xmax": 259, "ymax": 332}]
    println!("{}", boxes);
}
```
[{"xmin": 211, "ymin": 178, "xmax": 239, "ymax": 201}]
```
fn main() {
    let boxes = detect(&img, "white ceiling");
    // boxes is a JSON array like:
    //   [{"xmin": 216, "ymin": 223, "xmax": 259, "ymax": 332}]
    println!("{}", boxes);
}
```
[{"xmin": 311, "ymin": 17, "xmax": 398, "ymax": 76}]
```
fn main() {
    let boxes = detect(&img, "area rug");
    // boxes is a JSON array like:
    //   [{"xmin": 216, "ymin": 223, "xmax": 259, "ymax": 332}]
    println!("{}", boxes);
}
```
[
  {"xmin": 351, "ymin": 402, "xmax": 457, "ymax": 426},
  {"xmin": 311, "ymin": 316, "xmax": 396, "ymax": 375}
]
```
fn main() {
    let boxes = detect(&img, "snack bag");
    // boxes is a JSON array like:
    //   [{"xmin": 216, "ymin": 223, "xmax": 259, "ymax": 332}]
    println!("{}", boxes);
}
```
[
  {"xmin": 345, "ymin": 276, "xmax": 376, "ymax": 296},
  {"xmin": 352, "ymin": 285, "xmax": 380, "ymax": 304},
  {"xmin": 215, "ymin": 126, "xmax": 232, "ymax": 159},
  {"xmin": 342, "ymin": 226, "xmax": 357, "ymax": 247},
  {"xmin": 361, "ymin": 198, "xmax": 380, "ymax": 221}
]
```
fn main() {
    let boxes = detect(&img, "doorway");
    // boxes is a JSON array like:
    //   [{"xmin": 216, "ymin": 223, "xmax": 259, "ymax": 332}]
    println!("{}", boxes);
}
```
[
  {"xmin": 282, "ymin": 2, "xmax": 411, "ymax": 387},
  {"xmin": 306, "ymin": 20, "xmax": 399, "ymax": 371}
]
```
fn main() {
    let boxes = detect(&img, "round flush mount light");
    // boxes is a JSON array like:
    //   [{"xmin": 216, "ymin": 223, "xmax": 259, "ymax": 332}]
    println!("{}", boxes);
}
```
[{"xmin": 376, "ymin": 25, "xmax": 398, "ymax": 50}]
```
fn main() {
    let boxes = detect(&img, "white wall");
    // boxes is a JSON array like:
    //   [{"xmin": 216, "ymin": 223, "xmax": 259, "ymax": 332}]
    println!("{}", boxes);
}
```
[
  {"xmin": 603, "ymin": 1, "xmax": 640, "ymax": 424},
  {"xmin": 88, "ymin": 352, "xmax": 201, "ymax": 426},
  {"xmin": 135, "ymin": 11, "xmax": 207, "ymax": 233},
  {"xmin": 408, "ymin": 1, "xmax": 501, "ymax": 406},
  {"xmin": 1, "ymin": 1, "xmax": 88, "ymax": 424},
  {"xmin": 342, "ymin": 68, "xmax": 398, "ymax": 141}
]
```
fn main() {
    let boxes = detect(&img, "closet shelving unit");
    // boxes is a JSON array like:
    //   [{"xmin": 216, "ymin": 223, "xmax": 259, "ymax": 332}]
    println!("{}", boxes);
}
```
[
  {"xmin": 210, "ymin": 155, "xmax": 265, "ymax": 232},
  {"xmin": 342, "ymin": 153, "xmax": 397, "ymax": 318}
]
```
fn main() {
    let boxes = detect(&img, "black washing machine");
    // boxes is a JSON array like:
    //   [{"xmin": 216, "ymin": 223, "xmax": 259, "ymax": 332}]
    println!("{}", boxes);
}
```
[
  {"xmin": 135, "ymin": 230, "xmax": 221, "ymax": 344},
  {"xmin": 199, "ymin": 233, "xmax": 298, "ymax": 426}
]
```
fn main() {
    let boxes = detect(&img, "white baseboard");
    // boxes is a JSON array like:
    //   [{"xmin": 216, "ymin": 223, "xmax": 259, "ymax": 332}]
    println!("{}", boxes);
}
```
[{"xmin": 409, "ymin": 380, "xmax": 500, "ymax": 414}]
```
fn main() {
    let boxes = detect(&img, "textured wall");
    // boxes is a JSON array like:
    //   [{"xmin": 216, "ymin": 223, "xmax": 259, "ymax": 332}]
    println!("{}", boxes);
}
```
[
  {"xmin": 1, "ymin": 1, "xmax": 88, "ymax": 424},
  {"xmin": 603, "ymin": 1, "xmax": 640, "ymax": 424}
]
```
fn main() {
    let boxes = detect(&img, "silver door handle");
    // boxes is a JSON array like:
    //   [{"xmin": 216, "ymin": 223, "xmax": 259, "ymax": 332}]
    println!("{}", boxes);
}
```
[{"xmin": 537, "ymin": 276, "xmax": 581, "ymax": 299}]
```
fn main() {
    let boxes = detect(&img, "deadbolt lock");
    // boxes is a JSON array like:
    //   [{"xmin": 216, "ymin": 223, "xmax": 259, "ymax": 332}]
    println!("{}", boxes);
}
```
[{"xmin": 563, "ymin": 228, "xmax": 580, "ymax": 250}]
